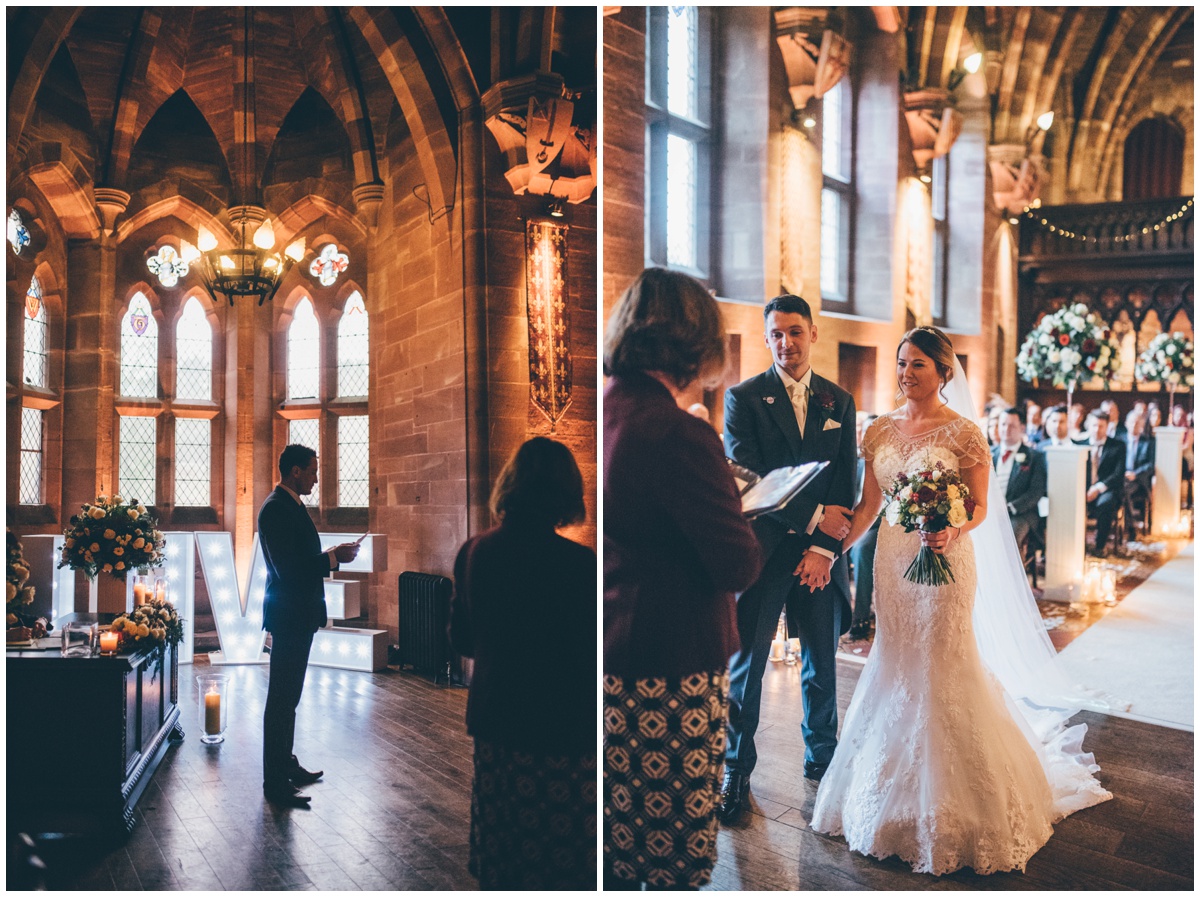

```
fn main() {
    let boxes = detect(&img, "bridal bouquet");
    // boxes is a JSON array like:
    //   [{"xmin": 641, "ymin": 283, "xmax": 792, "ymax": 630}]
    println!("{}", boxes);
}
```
[{"xmin": 882, "ymin": 461, "xmax": 976, "ymax": 586}]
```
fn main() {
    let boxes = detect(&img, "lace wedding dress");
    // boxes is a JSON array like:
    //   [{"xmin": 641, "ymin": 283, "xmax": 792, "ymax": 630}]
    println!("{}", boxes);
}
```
[{"xmin": 810, "ymin": 414, "xmax": 1111, "ymax": 876}]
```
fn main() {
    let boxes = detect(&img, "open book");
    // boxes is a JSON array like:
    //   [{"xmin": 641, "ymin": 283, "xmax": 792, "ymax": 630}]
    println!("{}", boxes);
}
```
[{"xmin": 729, "ymin": 459, "xmax": 829, "ymax": 519}]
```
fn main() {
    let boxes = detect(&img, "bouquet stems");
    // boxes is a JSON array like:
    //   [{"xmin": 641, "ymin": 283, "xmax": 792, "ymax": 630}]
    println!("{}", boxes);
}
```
[{"xmin": 904, "ymin": 540, "xmax": 956, "ymax": 586}]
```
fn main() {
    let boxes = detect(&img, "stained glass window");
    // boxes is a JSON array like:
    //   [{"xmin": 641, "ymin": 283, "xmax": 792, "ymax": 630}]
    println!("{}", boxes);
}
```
[
  {"xmin": 118, "ymin": 415, "xmax": 157, "ymax": 505},
  {"xmin": 337, "ymin": 292, "xmax": 369, "ymax": 398},
  {"xmin": 19, "ymin": 407, "xmax": 43, "ymax": 505},
  {"xmin": 288, "ymin": 418, "xmax": 320, "ymax": 507},
  {"xmin": 338, "ymin": 415, "xmax": 369, "ymax": 508},
  {"xmin": 176, "ymin": 296, "xmax": 212, "ymax": 401},
  {"xmin": 23, "ymin": 275, "xmax": 48, "ymax": 389},
  {"xmin": 288, "ymin": 297, "xmax": 320, "ymax": 400},
  {"xmin": 147, "ymin": 244, "xmax": 190, "ymax": 288},
  {"xmin": 8, "ymin": 209, "xmax": 30, "ymax": 256},
  {"xmin": 666, "ymin": 6, "xmax": 698, "ymax": 118},
  {"xmin": 120, "ymin": 292, "xmax": 159, "ymax": 398},
  {"xmin": 309, "ymin": 244, "xmax": 350, "ymax": 287},
  {"xmin": 174, "ymin": 418, "xmax": 210, "ymax": 506}
]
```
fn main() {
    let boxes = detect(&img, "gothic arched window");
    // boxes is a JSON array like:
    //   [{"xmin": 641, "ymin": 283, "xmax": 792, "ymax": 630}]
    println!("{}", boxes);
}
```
[
  {"xmin": 337, "ymin": 291, "xmax": 369, "ymax": 398},
  {"xmin": 175, "ymin": 296, "xmax": 212, "ymax": 401},
  {"xmin": 22, "ymin": 275, "xmax": 48, "ymax": 389},
  {"xmin": 120, "ymin": 292, "xmax": 159, "ymax": 398},
  {"xmin": 288, "ymin": 297, "xmax": 320, "ymax": 400}
]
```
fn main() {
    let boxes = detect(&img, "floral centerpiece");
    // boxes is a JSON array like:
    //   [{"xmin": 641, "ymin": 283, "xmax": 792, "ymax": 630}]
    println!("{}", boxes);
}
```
[
  {"xmin": 1016, "ymin": 303, "xmax": 1122, "ymax": 411},
  {"xmin": 7, "ymin": 529, "xmax": 47, "ymax": 642},
  {"xmin": 109, "ymin": 595, "xmax": 184, "ymax": 676},
  {"xmin": 882, "ymin": 461, "xmax": 977, "ymax": 586},
  {"xmin": 1135, "ymin": 331, "xmax": 1194, "ymax": 419},
  {"xmin": 58, "ymin": 495, "xmax": 165, "ymax": 580}
]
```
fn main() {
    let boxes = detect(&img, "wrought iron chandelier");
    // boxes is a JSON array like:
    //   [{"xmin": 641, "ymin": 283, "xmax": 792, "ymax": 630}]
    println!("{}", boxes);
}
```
[{"xmin": 186, "ymin": 10, "xmax": 304, "ymax": 306}]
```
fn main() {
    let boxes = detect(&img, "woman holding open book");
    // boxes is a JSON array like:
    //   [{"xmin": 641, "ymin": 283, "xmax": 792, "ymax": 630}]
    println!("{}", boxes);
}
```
[{"xmin": 602, "ymin": 268, "xmax": 763, "ymax": 889}]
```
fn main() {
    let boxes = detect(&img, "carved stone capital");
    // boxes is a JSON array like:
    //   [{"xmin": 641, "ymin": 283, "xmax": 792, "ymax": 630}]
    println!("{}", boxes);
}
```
[
  {"xmin": 773, "ymin": 8, "xmax": 851, "ymax": 110},
  {"xmin": 94, "ymin": 187, "xmax": 131, "ymax": 236},
  {"xmin": 903, "ymin": 88, "xmax": 963, "ymax": 170},
  {"xmin": 352, "ymin": 182, "xmax": 385, "ymax": 228}
]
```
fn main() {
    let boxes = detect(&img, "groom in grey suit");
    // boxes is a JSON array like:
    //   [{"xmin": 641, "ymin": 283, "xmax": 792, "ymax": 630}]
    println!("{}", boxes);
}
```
[{"xmin": 720, "ymin": 294, "xmax": 857, "ymax": 823}]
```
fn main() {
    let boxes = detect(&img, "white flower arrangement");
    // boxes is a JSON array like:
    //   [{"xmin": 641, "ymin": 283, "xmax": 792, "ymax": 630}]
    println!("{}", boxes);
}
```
[
  {"xmin": 1016, "ymin": 303, "xmax": 1122, "ymax": 389},
  {"xmin": 1135, "ymin": 332, "xmax": 1194, "ymax": 390}
]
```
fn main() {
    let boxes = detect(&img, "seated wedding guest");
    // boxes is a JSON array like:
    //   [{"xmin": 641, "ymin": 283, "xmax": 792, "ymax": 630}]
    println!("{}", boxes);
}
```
[
  {"xmin": 1067, "ymin": 402, "xmax": 1087, "ymax": 442},
  {"xmin": 1147, "ymin": 401, "xmax": 1163, "ymax": 431},
  {"xmin": 1100, "ymin": 399, "xmax": 1123, "ymax": 441},
  {"xmin": 449, "ymin": 436, "xmax": 596, "ymax": 890},
  {"xmin": 993, "ymin": 407, "xmax": 1048, "ymax": 550},
  {"xmin": 1125, "ymin": 411, "xmax": 1156, "ymax": 504},
  {"xmin": 603, "ymin": 267, "xmax": 762, "ymax": 890},
  {"xmin": 1025, "ymin": 401, "xmax": 1044, "ymax": 445},
  {"xmin": 986, "ymin": 403, "xmax": 1005, "ymax": 447},
  {"xmin": 1175, "ymin": 405, "xmax": 1194, "ymax": 509},
  {"xmin": 1039, "ymin": 405, "xmax": 1074, "ymax": 448},
  {"xmin": 1076, "ymin": 409, "xmax": 1127, "ymax": 556},
  {"xmin": 848, "ymin": 414, "xmax": 879, "ymax": 640}
]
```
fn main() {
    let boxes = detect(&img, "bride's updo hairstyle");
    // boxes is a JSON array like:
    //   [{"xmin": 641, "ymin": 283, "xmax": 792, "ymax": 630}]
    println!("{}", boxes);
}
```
[{"xmin": 897, "ymin": 326, "xmax": 956, "ymax": 402}]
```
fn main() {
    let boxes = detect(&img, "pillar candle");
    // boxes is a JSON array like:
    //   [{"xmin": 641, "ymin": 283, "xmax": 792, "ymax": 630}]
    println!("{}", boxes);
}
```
[
  {"xmin": 204, "ymin": 688, "xmax": 222, "ymax": 735},
  {"xmin": 769, "ymin": 637, "xmax": 784, "ymax": 662},
  {"xmin": 133, "ymin": 583, "xmax": 149, "ymax": 606}
]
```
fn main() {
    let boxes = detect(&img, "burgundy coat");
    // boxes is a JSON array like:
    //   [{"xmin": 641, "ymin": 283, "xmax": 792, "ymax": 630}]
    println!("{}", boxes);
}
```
[{"xmin": 604, "ymin": 372, "xmax": 763, "ymax": 678}]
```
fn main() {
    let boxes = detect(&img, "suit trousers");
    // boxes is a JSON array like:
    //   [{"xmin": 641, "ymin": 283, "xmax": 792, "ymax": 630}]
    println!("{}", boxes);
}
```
[
  {"xmin": 263, "ymin": 627, "xmax": 316, "ymax": 787},
  {"xmin": 849, "ymin": 520, "xmax": 880, "ymax": 626},
  {"xmin": 726, "ymin": 534, "xmax": 843, "ymax": 775},
  {"xmin": 1088, "ymin": 490, "xmax": 1121, "ymax": 552}
]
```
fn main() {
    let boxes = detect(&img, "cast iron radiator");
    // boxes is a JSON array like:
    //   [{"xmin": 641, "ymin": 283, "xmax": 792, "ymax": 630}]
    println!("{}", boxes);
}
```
[{"xmin": 397, "ymin": 571, "xmax": 453, "ymax": 683}]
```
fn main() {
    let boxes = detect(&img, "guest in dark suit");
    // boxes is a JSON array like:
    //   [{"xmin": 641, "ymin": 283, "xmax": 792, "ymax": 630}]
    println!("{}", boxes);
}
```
[
  {"xmin": 1039, "ymin": 404, "xmax": 1073, "ymax": 448},
  {"xmin": 848, "ymin": 414, "xmax": 880, "ymax": 640},
  {"xmin": 259, "ymin": 444, "xmax": 359, "ymax": 807},
  {"xmin": 721, "ymin": 294, "xmax": 857, "ymax": 822},
  {"xmin": 603, "ymin": 268, "xmax": 762, "ymax": 890},
  {"xmin": 450, "ymin": 437, "xmax": 595, "ymax": 890},
  {"xmin": 1075, "ymin": 410, "xmax": 1127, "ymax": 556},
  {"xmin": 1124, "ymin": 412, "xmax": 1156, "ymax": 530},
  {"xmin": 992, "ymin": 407, "xmax": 1048, "ymax": 549},
  {"xmin": 1100, "ymin": 399, "xmax": 1125, "ymax": 442}
]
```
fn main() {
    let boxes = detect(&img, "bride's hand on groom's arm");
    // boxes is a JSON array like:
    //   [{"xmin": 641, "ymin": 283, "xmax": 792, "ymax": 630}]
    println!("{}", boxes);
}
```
[
  {"xmin": 817, "ymin": 505, "xmax": 852, "ymax": 540},
  {"xmin": 793, "ymin": 550, "xmax": 833, "ymax": 589}
]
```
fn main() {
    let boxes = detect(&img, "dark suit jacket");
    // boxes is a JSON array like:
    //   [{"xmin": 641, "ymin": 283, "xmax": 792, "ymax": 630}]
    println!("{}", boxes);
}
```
[
  {"xmin": 1126, "ymin": 434, "xmax": 1156, "ymax": 493},
  {"xmin": 450, "ymin": 521, "xmax": 595, "ymax": 752},
  {"xmin": 1075, "ymin": 437, "xmax": 1128, "ymax": 498},
  {"xmin": 991, "ymin": 443, "xmax": 1047, "ymax": 518},
  {"xmin": 258, "ymin": 486, "xmax": 332, "ymax": 634},
  {"xmin": 604, "ymin": 372, "xmax": 763, "ymax": 679},
  {"xmin": 723, "ymin": 366, "xmax": 856, "ymax": 610}
]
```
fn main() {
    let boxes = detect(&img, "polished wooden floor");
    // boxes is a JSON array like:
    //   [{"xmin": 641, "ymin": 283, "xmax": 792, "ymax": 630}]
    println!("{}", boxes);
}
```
[
  {"xmin": 20, "ymin": 658, "xmax": 479, "ymax": 890},
  {"xmin": 708, "ymin": 658, "xmax": 1194, "ymax": 891}
]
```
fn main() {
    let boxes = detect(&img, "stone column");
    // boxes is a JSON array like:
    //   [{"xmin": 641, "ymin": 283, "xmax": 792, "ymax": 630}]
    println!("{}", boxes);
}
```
[
  {"xmin": 1042, "ymin": 444, "xmax": 1089, "ymax": 602},
  {"xmin": 1151, "ymin": 426, "xmax": 1185, "ymax": 537}
]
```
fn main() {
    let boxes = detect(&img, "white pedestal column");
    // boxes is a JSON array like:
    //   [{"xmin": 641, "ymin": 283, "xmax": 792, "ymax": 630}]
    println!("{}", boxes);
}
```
[
  {"xmin": 1151, "ymin": 426, "xmax": 1185, "ymax": 537},
  {"xmin": 1042, "ymin": 444, "xmax": 1089, "ymax": 602}
]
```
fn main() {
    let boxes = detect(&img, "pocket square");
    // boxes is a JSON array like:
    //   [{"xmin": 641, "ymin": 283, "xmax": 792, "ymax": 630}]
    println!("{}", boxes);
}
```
[{"xmin": 822, "ymin": 419, "xmax": 841, "ymax": 431}]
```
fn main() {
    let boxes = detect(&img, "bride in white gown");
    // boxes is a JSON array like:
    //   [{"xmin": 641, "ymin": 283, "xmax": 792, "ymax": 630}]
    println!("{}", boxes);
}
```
[{"xmin": 810, "ymin": 327, "xmax": 1111, "ymax": 876}]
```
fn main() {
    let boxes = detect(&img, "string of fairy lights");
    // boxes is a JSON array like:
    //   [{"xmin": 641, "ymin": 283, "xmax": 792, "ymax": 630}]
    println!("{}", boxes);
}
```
[{"xmin": 1012, "ymin": 197, "xmax": 1194, "ymax": 243}]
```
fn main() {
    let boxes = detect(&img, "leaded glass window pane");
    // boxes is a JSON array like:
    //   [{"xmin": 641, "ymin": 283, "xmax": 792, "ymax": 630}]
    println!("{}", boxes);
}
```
[
  {"xmin": 337, "ymin": 292, "xmax": 369, "ymax": 398},
  {"xmin": 666, "ymin": 134, "xmax": 697, "ymax": 268},
  {"xmin": 821, "ymin": 188, "xmax": 841, "ymax": 297},
  {"xmin": 288, "ymin": 298, "xmax": 320, "ymax": 400},
  {"xmin": 19, "ymin": 407, "xmax": 43, "ymax": 504},
  {"xmin": 176, "ymin": 296, "xmax": 212, "ymax": 401},
  {"xmin": 174, "ymin": 418, "xmax": 210, "ymax": 506},
  {"xmin": 23, "ymin": 275, "xmax": 48, "ymax": 389},
  {"xmin": 118, "ymin": 415, "xmax": 156, "ymax": 505},
  {"xmin": 288, "ymin": 418, "xmax": 320, "ymax": 507},
  {"xmin": 338, "ymin": 415, "xmax": 369, "ymax": 508},
  {"xmin": 120, "ymin": 292, "xmax": 159, "ymax": 398},
  {"xmin": 666, "ymin": 6, "xmax": 698, "ymax": 118}
]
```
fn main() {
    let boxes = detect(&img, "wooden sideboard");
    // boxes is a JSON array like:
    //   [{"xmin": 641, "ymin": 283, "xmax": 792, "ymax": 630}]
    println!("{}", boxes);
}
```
[{"xmin": 7, "ymin": 614, "xmax": 183, "ymax": 840}]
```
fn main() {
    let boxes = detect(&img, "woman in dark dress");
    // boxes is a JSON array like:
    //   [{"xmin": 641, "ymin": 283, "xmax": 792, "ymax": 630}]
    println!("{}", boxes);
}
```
[
  {"xmin": 603, "ymin": 268, "xmax": 763, "ymax": 889},
  {"xmin": 450, "ymin": 437, "xmax": 596, "ymax": 890}
]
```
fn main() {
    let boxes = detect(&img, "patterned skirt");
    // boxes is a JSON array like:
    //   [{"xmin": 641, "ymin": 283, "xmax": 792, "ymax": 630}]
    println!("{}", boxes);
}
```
[
  {"xmin": 469, "ymin": 740, "xmax": 597, "ymax": 890},
  {"xmin": 603, "ymin": 670, "xmax": 730, "ymax": 889}
]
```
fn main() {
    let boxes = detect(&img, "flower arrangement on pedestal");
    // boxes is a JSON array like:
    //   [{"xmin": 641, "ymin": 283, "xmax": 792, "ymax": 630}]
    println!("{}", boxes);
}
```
[
  {"xmin": 58, "ymin": 495, "xmax": 165, "ymax": 580},
  {"xmin": 109, "ymin": 597, "xmax": 184, "ymax": 655},
  {"xmin": 1016, "ymin": 303, "xmax": 1122, "ymax": 410},
  {"xmin": 1135, "ymin": 331, "xmax": 1194, "ymax": 419},
  {"xmin": 7, "ymin": 529, "xmax": 47, "ymax": 642}
]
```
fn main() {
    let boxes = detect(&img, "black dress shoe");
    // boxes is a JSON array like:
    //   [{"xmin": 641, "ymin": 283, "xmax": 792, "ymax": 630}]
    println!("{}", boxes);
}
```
[
  {"xmin": 847, "ymin": 621, "xmax": 871, "ymax": 640},
  {"xmin": 288, "ymin": 764, "xmax": 324, "ymax": 786},
  {"xmin": 718, "ymin": 770, "xmax": 749, "ymax": 825},
  {"xmin": 803, "ymin": 762, "xmax": 828, "ymax": 782},
  {"xmin": 264, "ymin": 782, "xmax": 312, "ymax": 808}
]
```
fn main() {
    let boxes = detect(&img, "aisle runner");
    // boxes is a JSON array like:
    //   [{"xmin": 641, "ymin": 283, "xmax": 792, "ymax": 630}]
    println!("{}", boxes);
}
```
[{"xmin": 1058, "ymin": 542, "xmax": 1194, "ymax": 731}]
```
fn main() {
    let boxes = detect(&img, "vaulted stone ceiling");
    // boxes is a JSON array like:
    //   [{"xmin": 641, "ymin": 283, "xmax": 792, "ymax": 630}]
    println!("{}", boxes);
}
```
[{"xmin": 888, "ymin": 5, "xmax": 1193, "ymax": 201}]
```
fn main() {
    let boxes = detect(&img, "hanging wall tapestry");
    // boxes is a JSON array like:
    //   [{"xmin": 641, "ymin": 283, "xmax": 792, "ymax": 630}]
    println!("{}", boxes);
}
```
[{"xmin": 525, "ymin": 220, "xmax": 571, "ymax": 426}]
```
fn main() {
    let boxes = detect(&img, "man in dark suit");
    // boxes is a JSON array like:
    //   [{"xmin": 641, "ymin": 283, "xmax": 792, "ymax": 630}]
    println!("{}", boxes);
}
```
[
  {"xmin": 992, "ymin": 407, "xmax": 1048, "ymax": 550},
  {"xmin": 1124, "ymin": 411, "xmax": 1156, "ymax": 530},
  {"xmin": 720, "ymin": 294, "xmax": 857, "ymax": 823},
  {"xmin": 1075, "ymin": 410, "xmax": 1127, "ymax": 556},
  {"xmin": 259, "ymin": 444, "xmax": 359, "ymax": 807}
]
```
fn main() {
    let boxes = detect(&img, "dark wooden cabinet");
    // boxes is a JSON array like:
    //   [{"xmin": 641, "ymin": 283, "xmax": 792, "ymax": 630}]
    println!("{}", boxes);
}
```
[{"xmin": 7, "ymin": 615, "xmax": 183, "ymax": 840}]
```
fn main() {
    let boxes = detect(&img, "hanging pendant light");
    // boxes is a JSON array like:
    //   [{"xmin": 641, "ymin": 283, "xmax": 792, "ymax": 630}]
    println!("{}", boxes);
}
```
[{"xmin": 191, "ymin": 10, "xmax": 305, "ymax": 306}]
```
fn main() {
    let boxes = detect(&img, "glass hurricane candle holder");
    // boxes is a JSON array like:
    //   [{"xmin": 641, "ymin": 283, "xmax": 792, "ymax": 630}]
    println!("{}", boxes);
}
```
[
  {"xmin": 153, "ymin": 577, "xmax": 168, "ymax": 604},
  {"xmin": 132, "ymin": 571, "xmax": 151, "ymax": 606},
  {"xmin": 198, "ymin": 675, "xmax": 229, "ymax": 744},
  {"xmin": 60, "ymin": 620, "xmax": 98, "ymax": 657}
]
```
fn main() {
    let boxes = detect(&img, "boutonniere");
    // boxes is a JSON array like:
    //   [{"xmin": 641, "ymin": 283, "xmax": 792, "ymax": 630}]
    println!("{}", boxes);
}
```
[
  {"xmin": 765, "ymin": 396, "xmax": 776, "ymax": 405},
  {"xmin": 1015, "ymin": 452, "xmax": 1028, "ymax": 465},
  {"xmin": 813, "ymin": 391, "xmax": 836, "ymax": 426}
]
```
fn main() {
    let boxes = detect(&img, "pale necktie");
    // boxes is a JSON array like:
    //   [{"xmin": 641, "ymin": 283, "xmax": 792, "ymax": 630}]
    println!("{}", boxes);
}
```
[
  {"xmin": 1091, "ymin": 443, "xmax": 1101, "ymax": 483},
  {"xmin": 789, "ymin": 382, "xmax": 808, "ymax": 436}
]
